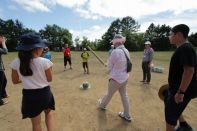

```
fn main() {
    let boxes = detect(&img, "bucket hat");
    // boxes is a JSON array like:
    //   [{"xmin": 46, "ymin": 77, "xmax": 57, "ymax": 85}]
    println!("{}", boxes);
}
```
[{"xmin": 16, "ymin": 32, "xmax": 48, "ymax": 51}]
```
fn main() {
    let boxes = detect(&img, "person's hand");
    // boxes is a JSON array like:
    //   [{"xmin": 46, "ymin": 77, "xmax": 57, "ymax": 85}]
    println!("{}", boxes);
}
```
[
  {"xmin": 0, "ymin": 36, "xmax": 7, "ymax": 44},
  {"xmin": 174, "ymin": 93, "xmax": 184, "ymax": 103}
]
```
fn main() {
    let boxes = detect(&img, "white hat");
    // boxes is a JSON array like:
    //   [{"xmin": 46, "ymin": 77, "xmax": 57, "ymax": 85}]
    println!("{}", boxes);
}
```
[{"xmin": 144, "ymin": 41, "xmax": 151, "ymax": 45}]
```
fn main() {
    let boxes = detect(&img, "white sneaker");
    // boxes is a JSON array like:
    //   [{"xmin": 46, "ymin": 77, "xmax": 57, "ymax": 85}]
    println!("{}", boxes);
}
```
[{"xmin": 118, "ymin": 112, "xmax": 132, "ymax": 122}]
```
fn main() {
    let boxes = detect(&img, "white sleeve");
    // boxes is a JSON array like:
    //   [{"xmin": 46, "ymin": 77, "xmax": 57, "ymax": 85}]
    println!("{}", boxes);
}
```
[
  {"xmin": 10, "ymin": 58, "xmax": 19, "ymax": 70},
  {"xmin": 43, "ymin": 59, "xmax": 53, "ymax": 70},
  {"xmin": 108, "ymin": 50, "xmax": 116, "ymax": 72}
]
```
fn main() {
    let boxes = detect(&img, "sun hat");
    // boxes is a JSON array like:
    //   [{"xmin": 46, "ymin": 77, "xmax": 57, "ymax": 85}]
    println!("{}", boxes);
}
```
[
  {"xmin": 16, "ymin": 32, "xmax": 48, "ymax": 51},
  {"xmin": 144, "ymin": 41, "xmax": 151, "ymax": 45},
  {"xmin": 158, "ymin": 84, "xmax": 169, "ymax": 101},
  {"xmin": 111, "ymin": 34, "xmax": 126, "ymax": 44}
]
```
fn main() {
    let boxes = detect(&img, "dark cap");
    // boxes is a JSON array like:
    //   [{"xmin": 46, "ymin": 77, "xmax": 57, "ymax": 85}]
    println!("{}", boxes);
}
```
[{"xmin": 171, "ymin": 24, "xmax": 190, "ymax": 38}]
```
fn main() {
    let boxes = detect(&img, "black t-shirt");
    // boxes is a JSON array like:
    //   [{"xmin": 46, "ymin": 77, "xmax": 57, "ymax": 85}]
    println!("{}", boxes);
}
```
[{"xmin": 168, "ymin": 43, "xmax": 197, "ymax": 99}]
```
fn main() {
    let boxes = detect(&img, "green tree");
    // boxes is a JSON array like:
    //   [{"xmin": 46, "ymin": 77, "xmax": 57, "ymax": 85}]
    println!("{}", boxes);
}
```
[
  {"xmin": 39, "ymin": 24, "xmax": 73, "ymax": 51},
  {"xmin": 144, "ymin": 23, "xmax": 172, "ymax": 51},
  {"xmin": 0, "ymin": 18, "xmax": 33, "ymax": 51},
  {"xmin": 189, "ymin": 33, "xmax": 197, "ymax": 47},
  {"xmin": 97, "ymin": 16, "xmax": 140, "ymax": 51}
]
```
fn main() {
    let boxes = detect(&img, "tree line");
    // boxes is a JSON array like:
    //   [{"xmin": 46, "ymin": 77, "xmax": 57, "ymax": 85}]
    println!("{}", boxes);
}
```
[{"xmin": 0, "ymin": 17, "xmax": 197, "ymax": 52}]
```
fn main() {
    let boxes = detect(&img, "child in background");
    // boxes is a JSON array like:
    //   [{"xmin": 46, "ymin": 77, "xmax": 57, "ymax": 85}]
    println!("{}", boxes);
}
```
[
  {"xmin": 81, "ymin": 48, "xmax": 90, "ymax": 74},
  {"xmin": 10, "ymin": 32, "xmax": 55, "ymax": 131},
  {"xmin": 43, "ymin": 47, "xmax": 52, "ymax": 61}
]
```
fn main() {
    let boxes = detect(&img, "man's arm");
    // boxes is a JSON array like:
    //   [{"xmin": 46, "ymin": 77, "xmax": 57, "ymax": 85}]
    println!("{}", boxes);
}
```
[{"xmin": 175, "ymin": 66, "xmax": 194, "ymax": 103}]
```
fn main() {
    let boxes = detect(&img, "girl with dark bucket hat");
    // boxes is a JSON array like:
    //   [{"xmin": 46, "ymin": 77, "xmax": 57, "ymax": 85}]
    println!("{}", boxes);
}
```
[{"xmin": 10, "ymin": 32, "xmax": 55, "ymax": 131}]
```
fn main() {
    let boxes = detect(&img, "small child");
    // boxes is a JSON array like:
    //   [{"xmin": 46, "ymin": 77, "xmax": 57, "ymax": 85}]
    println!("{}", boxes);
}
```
[
  {"xmin": 10, "ymin": 32, "xmax": 55, "ymax": 131},
  {"xmin": 81, "ymin": 48, "xmax": 90, "ymax": 74},
  {"xmin": 43, "ymin": 47, "xmax": 52, "ymax": 61}
]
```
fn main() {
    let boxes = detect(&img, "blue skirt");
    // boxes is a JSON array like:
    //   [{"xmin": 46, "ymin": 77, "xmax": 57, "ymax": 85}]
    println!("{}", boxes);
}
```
[{"xmin": 22, "ymin": 86, "xmax": 55, "ymax": 119}]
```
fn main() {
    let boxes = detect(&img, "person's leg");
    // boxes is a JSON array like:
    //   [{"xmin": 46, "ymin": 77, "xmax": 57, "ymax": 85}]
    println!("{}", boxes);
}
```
[
  {"xmin": 31, "ymin": 114, "xmax": 42, "ymax": 131},
  {"xmin": 118, "ymin": 81, "xmax": 130, "ymax": 117},
  {"xmin": 141, "ymin": 62, "xmax": 146, "ymax": 82},
  {"xmin": 82, "ymin": 62, "xmax": 86, "ymax": 73},
  {"xmin": 164, "ymin": 91, "xmax": 191, "ymax": 131},
  {"xmin": 146, "ymin": 62, "xmax": 151, "ymax": 83},
  {"xmin": 0, "ymin": 71, "xmax": 3, "ymax": 100},
  {"xmin": 98, "ymin": 79, "xmax": 119, "ymax": 108},
  {"xmin": 44, "ymin": 109, "xmax": 54, "ymax": 131},
  {"xmin": 2, "ymin": 72, "xmax": 8, "ymax": 98},
  {"xmin": 166, "ymin": 123, "xmax": 175, "ymax": 131},
  {"xmin": 64, "ymin": 56, "xmax": 67, "ymax": 69},
  {"xmin": 86, "ymin": 62, "xmax": 89, "ymax": 74},
  {"xmin": 68, "ymin": 57, "xmax": 72, "ymax": 69}
]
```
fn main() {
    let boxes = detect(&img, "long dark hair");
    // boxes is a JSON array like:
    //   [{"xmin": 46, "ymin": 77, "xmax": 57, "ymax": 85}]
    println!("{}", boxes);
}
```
[{"xmin": 18, "ymin": 50, "xmax": 33, "ymax": 76}]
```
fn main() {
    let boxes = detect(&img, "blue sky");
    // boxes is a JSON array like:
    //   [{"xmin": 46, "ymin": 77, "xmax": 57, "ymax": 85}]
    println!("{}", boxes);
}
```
[{"xmin": 0, "ymin": 0, "xmax": 197, "ymax": 41}]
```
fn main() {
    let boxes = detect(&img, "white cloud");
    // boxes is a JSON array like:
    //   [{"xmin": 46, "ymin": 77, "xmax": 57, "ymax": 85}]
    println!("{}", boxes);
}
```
[
  {"xmin": 12, "ymin": 0, "xmax": 50, "ymax": 12},
  {"xmin": 51, "ymin": 0, "xmax": 87, "ymax": 8},
  {"xmin": 140, "ymin": 13, "xmax": 197, "ymax": 34},
  {"xmin": 70, "ymin": 25, "xmax": 108, "ymax": 41},
  {"xmin": 86, "ymin": 0, "xmax": 197, "ymax": 19}
]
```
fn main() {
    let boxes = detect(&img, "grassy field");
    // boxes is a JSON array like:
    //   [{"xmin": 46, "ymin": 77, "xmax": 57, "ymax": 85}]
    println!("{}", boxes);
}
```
[{"xmin": 0, "ymin": 51, "xmax": 196, "ymax": 131}]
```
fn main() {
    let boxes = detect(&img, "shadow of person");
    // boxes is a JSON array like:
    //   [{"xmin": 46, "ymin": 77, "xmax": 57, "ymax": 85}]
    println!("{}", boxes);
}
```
[
  {"xmin": 108, "ymin": 120, "xmax": 130, "ymax": 131},
  {"xmin": 97, "ymin": 109, "xmax": 107, "ymax": 131}
]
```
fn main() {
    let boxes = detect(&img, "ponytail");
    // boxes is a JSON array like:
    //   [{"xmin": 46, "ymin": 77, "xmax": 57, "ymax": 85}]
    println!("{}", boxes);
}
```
[{"xmin": 18, "ymin": 51, "xmax": 33, "ymax": 76}]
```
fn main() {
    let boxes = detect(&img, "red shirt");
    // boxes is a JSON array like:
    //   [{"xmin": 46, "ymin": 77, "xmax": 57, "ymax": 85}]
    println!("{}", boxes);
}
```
[{"xmin": 63, "ymin": 48, "xmax": 71, "ymax": 57}]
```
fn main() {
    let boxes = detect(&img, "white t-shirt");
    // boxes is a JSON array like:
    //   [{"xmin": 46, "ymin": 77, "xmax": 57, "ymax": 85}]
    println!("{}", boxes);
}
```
[
  {"xmin": 108, "ymin": 45, "xmax": 130, "ymax": 84},
  {"xmin": 10, "ymin": 57, "xmax": 53, "ymax": 89}
]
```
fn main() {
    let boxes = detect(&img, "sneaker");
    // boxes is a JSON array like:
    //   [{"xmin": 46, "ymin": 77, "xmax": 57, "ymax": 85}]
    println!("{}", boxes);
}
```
[
  {"xmin": 0, "ymin": 99, "xmax": 8, "ymax": 106},
  {"xmin": 97, "ymin": 99, "xmax": 106, "ymax": 110},
  {"xmin": 118, "ymin": 112, "xmax": 132, "ymax": 122},
  {"xmin": 174, "ymin": 125, "xmax": 193, "ymax": 131}
]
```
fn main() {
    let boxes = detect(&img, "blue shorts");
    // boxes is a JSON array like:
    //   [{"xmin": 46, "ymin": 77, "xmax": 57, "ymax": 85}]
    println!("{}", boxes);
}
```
[{"xmin": 164, "ymin": 91, "xmax": 191, "ymax": 126}]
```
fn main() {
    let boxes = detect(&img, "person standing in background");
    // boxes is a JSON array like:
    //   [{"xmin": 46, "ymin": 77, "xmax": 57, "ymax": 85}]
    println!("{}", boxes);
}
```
[
  {"xmin": 62, "ymin": 44, "xmax": 72, "ymax": 70},
  {"xmin": 43, "ymin": 47, "xmax": 52, "ymax": 61},
  {"xmin": 0, "ymin": 35, "xmax": 9, "ymax": 106},
  {"xmin": 140, "ymin": 41, "xmax": 154, "ymax": 84},
  {"xmin": 81, "ymin": 48, "xmax": 90, "ymax": 74}
]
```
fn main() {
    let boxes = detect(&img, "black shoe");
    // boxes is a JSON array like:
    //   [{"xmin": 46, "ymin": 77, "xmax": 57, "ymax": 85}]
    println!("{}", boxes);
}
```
[
  {"xmin": 175, "ymin": 125, "xmax": 193, "ymax": 131},
  {"xmin": 140, "ymin": 80, "xmax": 145, "ymax": 82},
  {"xmin": 0, "ymin": 99, "xmax": 8, "ymax": 106}
]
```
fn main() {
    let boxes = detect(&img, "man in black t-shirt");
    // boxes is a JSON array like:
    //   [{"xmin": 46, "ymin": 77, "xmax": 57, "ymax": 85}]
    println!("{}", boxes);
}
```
[{"xmin": 165, "ymin": 24, "xmax": 197, "ymax": 131}]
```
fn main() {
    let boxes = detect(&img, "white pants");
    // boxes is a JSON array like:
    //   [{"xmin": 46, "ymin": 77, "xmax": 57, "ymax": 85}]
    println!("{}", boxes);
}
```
[{"xmin": 99, "ymin": 79, "xmax": 130, "ymax": 117}]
